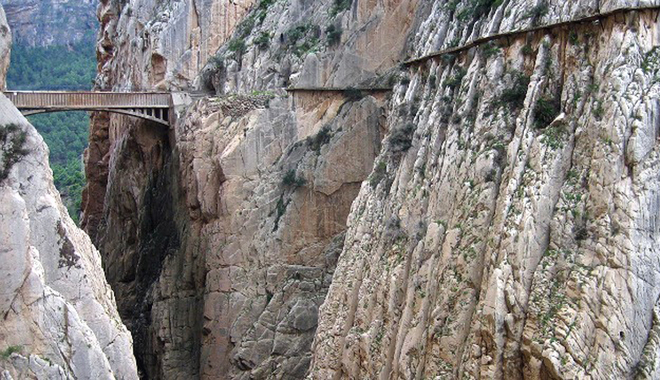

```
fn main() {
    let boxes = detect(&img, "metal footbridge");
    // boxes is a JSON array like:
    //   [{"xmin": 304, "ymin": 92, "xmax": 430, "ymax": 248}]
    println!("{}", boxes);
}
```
[{"xmin": 3, "ymin": 91, "xmax": 175, "ymax": 127}]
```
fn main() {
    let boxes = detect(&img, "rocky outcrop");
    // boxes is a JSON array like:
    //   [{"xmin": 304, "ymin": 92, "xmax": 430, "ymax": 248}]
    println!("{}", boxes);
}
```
[
  {"xmin": 95, "ymin": 0, "xmax": 257, "ymax": 91},
  {"xmin": 85, "ymin": 0, "xmax": 401, "ymax": 378},
  {"xmin": 0, "ymin": 0, "xmax": 96, "ymax": 47},
  {"xmin": 0, "ymin": 7, "xmax": 138, "ymax": 376},
  {"xmin": 310, "ymin": 2, "xmax": 660, "ymax": 379},
  {"xmin": 86, "ymin": 0, "xmax": 660, "ymax": 379},
  {"xmin": 0, "ymin": 93, "xmax": 139, "ymax": 379},
  {"xmin": 0, "ymin": 4, "xmax": 9, "ymax": 90}
]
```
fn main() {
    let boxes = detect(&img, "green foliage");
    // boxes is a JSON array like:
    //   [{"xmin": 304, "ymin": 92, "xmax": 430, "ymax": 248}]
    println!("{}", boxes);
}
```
[
  {"xmin": 1, "ymin": 346, "xmax": 22, "ymax": 359},
  {"xmin": 500, "ymin": 72, "xmax": 530, "ymax": 110},
  {"xmin": 6, "ymin": 33, "xmax": 95, "ymax": 224},
  {"xmin": 343, "ymin": 87, "xmax": 364, "ymax": 101},
  {"xmin": 282, "ymin": 169, "xmax": 306, "ymax": 188},
  {"xmin": 389, "ymin": 123, "xmax": 416, "ymax": 153},
  {"xmin": 568, "ymin": 30, "xmax": 579, "ymax": 45},
  {"xmin": 428, "ymin": 75, "xmax": 437, "ymax": 88},
  {"xmin": 286, "ymin": 25, "xmax": 310, "ymax": 45},
  {"xmin": 306, "ymin": 125, "xmax": 332, "ymax": 152},
  {"xmin": 370, "ymin": 161, "xmax": 387, "ymax": 188},
  {"xmin": 443, "ymin": 67, "xmax": 467, "ymax": 90},
  {"xmin": 326, "ymin": 24, "xmax": 343, "ymax": 46},
  {"xmin": 482, "ymin": 42, "xmax": 501, "ymax": 58},
  {"xmin": 592, "ymin": 100, "xmax": 604, "ymax": 120},
  {"xmin": 0, "ymin": 124, "xmax": 29, "ymax": 181},
  {"xmin": 228, "ymin": 39, "xmax": 247, "ymax": 55},
  {"xmin": 285, "ymin": 24, "xmax": 320, "ymax": 58},
  {"xmin": 526, "ymin": 2, "xmax": 549, "ymax": 25},
  {"xmin": 541, "ymin": 123, "xmax": 567, "ymax": 149},
  {"xmin": 455, "ymin": 0, "xmax": 504, "ymax": 21},
  {"xmin": 254, "ymin": 32, "xmax": 271, "ymax": 50},
  {"xmin": 6, "ymin": 35, "xmax": 95, "ymax": 91},
  {"xmin": 330, "ymin": 0, "xmax": 352, "ymax": 17},
  {"xmin": 534, "ymin": 96, "xmax": 561, "ymax": 128}
]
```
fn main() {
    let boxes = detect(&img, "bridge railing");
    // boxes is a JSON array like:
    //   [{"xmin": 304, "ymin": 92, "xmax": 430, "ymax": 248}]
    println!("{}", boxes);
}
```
[{"xmin": 3, "ymin": 91, "xmax": 172, "ymax": 109}]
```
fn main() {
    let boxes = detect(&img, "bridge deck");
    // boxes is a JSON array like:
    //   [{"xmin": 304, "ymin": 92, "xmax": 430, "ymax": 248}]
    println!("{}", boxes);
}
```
[{"xmin": 3, "ymin": 91, "xmax": 171, "ymax": 109}]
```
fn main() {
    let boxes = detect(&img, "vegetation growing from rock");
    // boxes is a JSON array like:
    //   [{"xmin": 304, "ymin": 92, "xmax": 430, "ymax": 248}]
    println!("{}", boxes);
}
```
[
  {"xmin": 6, "ymin": 32, "xmax": 95, "ymax": 223},
  {"xmin": 325, "ymin": 24, "xmax": 342, "ymax": 46},
  {"xmin": 500, "ymin": 71, "xmax": 531, "ymax": 109},
  {"xmin": 534, "ymin": 96, "xmax": 561, "ymax": 127},
  {"xmin": 389, "ymin": 123, "xmax": 416, "ymax": 153},
  {"xmin": 0, "ymin": 123, "xmax": 28, "ymax": 181}
]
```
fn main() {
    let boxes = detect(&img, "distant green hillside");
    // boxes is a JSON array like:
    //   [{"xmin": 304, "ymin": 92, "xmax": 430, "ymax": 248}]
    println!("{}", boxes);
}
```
[{"xmin": 6, "ymin": 35, "xmax": 96, "ymax": 224}]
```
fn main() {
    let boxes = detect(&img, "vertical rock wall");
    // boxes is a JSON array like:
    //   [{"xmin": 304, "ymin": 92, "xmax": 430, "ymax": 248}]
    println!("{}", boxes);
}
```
[
  {"xmin": 0, "ymin": 5, "xmax": 138, "ymax": 377},
  {"xmin": 0, "ymin": 4, "xmax": 9, "ymax": 90},
  {"xmin": 310, "ymin": 3, "xmax": 660, "ymax": 379},
  {"xmin": 85, "ymin": 0, "xmax": 660, "ymax": 379},
  {"xmin": 84, "ymin": 0, "xmax": 410, "ymax": 378}
]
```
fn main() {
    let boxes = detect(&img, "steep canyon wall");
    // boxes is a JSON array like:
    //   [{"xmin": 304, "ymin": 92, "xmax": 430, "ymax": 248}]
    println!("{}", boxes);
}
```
[
  {"xmin": 85, "ymin": 0, "xmax": 660, "ymax": 379},
  {"xmin": 0, "ymin": 4, "xmax": 138, "ymax": 378}
]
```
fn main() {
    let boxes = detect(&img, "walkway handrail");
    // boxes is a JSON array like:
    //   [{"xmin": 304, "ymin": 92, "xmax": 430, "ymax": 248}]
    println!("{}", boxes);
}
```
[
  {"xmin": 404, "ymin": 5, "xmax": 660, "ymax": 66},
  {"xmin": 3, "ymin": 91, "xmax": 171, "ymax": 109}
]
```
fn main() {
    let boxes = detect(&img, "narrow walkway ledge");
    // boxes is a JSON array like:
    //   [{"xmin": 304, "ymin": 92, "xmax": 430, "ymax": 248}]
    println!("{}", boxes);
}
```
[
  {"xmin": 404, "ymin": 5, "xmax": 660, "ymax": 66},
  {"xmin": 285, "ymin": 87, "xmax": 393, "ymax": 93}
]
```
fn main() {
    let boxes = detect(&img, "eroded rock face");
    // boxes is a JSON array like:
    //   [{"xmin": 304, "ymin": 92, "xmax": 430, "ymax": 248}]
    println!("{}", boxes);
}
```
[
  {"xmin": 310, "ymin": 3, "xmax": 660, "ymax": 379},
  {"xmin": 87, "ymin": 0, "xmax": 660, "ymax": 379},
  {"xmin": 0, "ymin": 4, "xmax": 9, "ymax": 90},
  {"xmin": 85, "ymin": 0, "xmax": 400, "ymax": 378},
  {"xmin": 0, "ymin": 94, "xmax": 138, "ymax": 378},
  {"xmin": 95, "ymin": 0, "xmax": 257, "ymax": 91},
  {"xmin": 0, "ymin": 0, "xmax": 96, "ymax": 47}
]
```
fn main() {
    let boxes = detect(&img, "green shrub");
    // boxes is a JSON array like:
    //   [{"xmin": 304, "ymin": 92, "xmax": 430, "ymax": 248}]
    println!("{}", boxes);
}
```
[
  {"xmin": 428, "ymin": 75, "xmax": 437, "ymax": 88},
  {"xmin": 326, "ymin": 24, "xmax": 342, "ymax": 46},
  {"xmin": 307, "ymin": 126, "xmax": 332, "ymax": 152},
  {"xmin": 0, "ymin": 124, "xmax": 29, "ymax": 181},
  {"xmin": 526, "ymin": 2, "xmax": 549, "ymax": 25},
  {"xmin": 286, "ymin": 25, "xmax": 309, "ymax": 45},
  {"xmin": 330, "ymin": 0, "xmax": 352, "ymax": 16},
  {"xmin": 482, "ymin": 42, "xmax": 501, "ymax": 58},
  {"xmin": 443, "ymin": 67, "xmax": 467, "ymax": 90},
  {"xmin": 500, "ymin": 72, "xmax": 530, "ymax": 110},
  {"xmin": 389, "ymin": 123, "xmax": 416, "ymax": 153},
  {"xmin": 282, "ymin": 169, "xmax": 306, "ymax": 188},
  {"xmin": 343, "ymin": 87, "xmax": 364, "ymax": 101},
  {"xmin": 228, "ymin": 39, "xmax": 247, "ymax": 55},
  {"xmin": 254, "ymin": 32, "xmax": 271, "ymax": 50},
  {"xmin": 522, "ymin": 44, "xmax": 534, "ymax": 56},
  {"xmin": 1, "ymin": 345, "xmax": 22, "ymax": 359},
  {"xmin": 534, "ymin": 96, "xmax": 561, "ymax": 128},
  {"xmin": 542, "ymin": 123, "xmax": 567, "ymax": 149}
]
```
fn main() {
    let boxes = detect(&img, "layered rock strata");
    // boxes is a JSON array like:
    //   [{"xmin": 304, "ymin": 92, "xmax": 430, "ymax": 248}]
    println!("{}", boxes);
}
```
[
  {"xmin": 311, "ymin": 3, "xmax": 660, "ymax": 380},
  {"xmin": 85, "ymin": 0, "xmax": 660, "ymax": 379}
]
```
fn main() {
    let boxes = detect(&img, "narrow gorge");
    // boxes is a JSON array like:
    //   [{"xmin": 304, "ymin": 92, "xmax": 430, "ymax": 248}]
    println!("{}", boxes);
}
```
[{"xmin": 2, "ymin": 0, "xmax": 660, "ymax": 379}]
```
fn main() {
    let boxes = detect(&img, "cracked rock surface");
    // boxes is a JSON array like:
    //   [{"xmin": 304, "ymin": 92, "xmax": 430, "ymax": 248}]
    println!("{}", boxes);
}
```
[
  {"xmin": 0, "ymin": 8, "xmax": 137, "ymax": 376},
  {"xmin": 311, "ymin": 4, "xmax": 660, "ymax": 380}
]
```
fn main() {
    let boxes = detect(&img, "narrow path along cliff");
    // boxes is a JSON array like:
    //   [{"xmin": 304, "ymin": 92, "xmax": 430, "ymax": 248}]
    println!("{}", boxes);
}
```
[{"xmin": 4, "ymin": 0, "xmax": 660, "ymax": 379}]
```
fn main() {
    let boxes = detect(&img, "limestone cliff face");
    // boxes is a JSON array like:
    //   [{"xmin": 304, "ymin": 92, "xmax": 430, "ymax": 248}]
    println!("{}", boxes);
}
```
[
  {"xmin": 0, "ymin": 7, "xmax": 138, "ymax": 377},
  {"xmin": 95, "ymin": 0, "xmax": 257, "ymax": 91},
  {"xmin": 0, "ymin": 4, "xmax": 9, "ymax": 90},
  {"xmin": 85, "ymin": 0, "xmax": 412, "ymax": 378},
  {"xmin": 0, "ymin": 0, "xmax": 96, "ymax": 47},
  {"xmin": 86, "ymin": 0, "xmax": 660, "ymax": 379},
  {"xmin": 310, "ymin": 1, "xmax": 660, "ymax": 379}
]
